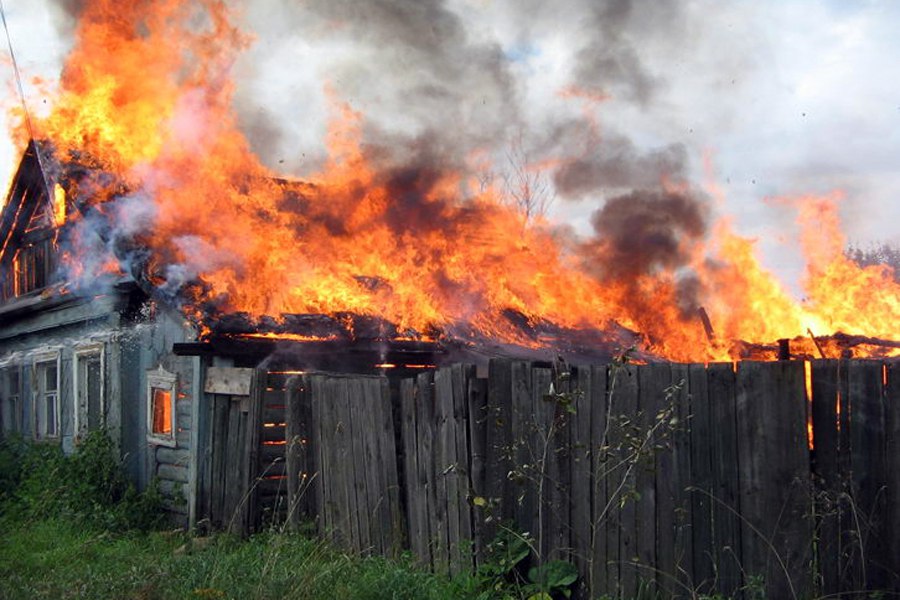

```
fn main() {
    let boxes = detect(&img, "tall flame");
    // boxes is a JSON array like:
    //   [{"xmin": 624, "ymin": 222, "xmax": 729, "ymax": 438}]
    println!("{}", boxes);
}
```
[{"xmin": 13, "ymin": 0, "xmax": 900, "ymax": 362}]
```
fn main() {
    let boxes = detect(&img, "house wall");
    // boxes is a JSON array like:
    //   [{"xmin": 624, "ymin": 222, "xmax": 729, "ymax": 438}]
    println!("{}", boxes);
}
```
[
  {"xmin": 117, "ymin": 308, "xmax": 199, "ymax": 525},
  {"xmin": 0, "ymin": 295, "xmax": 202, "ymax": 527}
]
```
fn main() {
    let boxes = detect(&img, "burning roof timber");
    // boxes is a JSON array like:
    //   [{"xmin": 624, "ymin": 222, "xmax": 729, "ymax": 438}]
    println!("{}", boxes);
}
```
[{"xmin": 2, "ymin": 136, "xmax": 899, "ymax": 366}]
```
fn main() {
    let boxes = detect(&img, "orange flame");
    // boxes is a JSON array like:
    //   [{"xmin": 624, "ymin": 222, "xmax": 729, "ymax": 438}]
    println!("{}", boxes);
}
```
[{"xmin": 11, "ymin": 1, "xmax": 899, "ymax": 363}]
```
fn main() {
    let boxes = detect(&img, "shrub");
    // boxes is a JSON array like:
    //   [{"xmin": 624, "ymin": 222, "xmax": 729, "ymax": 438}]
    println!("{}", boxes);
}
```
[{"xmin": 1, "ymin": 430, "xmax": 163, "ymax": 531}]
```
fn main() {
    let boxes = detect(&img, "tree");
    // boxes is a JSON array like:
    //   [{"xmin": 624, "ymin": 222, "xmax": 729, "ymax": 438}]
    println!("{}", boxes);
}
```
[{"xmin": 846, "ymin": 241, "xmax": 900, "ymax": 281}]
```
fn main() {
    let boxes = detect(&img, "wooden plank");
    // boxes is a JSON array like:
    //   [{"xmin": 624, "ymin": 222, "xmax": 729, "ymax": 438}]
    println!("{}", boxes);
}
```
[
  {"xmin": 639, "ymin": 363, "xmax": 670, "ymax": 595},
  {"xmin": 886, "ymin": 361, "xmax": 900, "ymax": 592},
  {"xmin": 668, "ymin": 363, "xmax": 693, "ymax": 594},
  {"xmin": 467, "ymin": 374, "xmax": 489, "ymax": 565},
  {"xmin": 286, "ymin": 378, "xmax": 303, "ymax": 530},
  {"xmin": 244, "ymin": 368, "xmax": 265, "ymax": 533},
  {"xmin": 736, "ymin": 360, "xmax": 813, "ymax": 600},
  {"xmin": 364, "ymin": 376, "xmax": 389, "ymax": 555},
  {"xmin": 310, "ymin": 376, "xmax": 330, "ymax": 542},
  {"xmin": 689, "ymin": 363, "xmax": 715, "ymax": 595},
  {"xmin": 158, "ymin": 463, "xmax": 189, "ymax": 483},
  {"xmin": 589, "ymin": 365, "xmax": 609, "ymax": 596},
  {"xmin": 810, "ymin": 359, "xmax": 840, "ymax": 597},
  {"xmin": 548, "ymin": 364, "xmax": 571, "ymax": 565},
  {"xmin": 607, "ymin": 362, "xmax": 638, "ymax": 598},
  {"xmin": 510, "ymin": 361, "xmax": 536, "ymax": 543},
  {"xmin": 484, "ymin": 358, "xmax": 514, "ymax": 540},
  {"xmin": 378, "ymin": 376, "xmax": 403, "ymax": 557},
  {"xmin": 436, "ymin": 367, "xmax": 461, "ymax": 574},
  {"xmin": 451, "ymin": 364, "xmax": 474, "ymax": 571},
  {"xmin": 401, "ymin": 377, "xmax": 427, "ymax": 563},
  {"xmin": 336, "ymin": 378, "xmax": 362, "ymax": 551},
  {"xmin": 347, "ymin": 378, "xmax": 373, "ymax": 553},
  {"xmin": 419, "ymin": 371, "xmax": 446, "ymax": 573},
  {"xmin": 223, "ymin": 399, "xmax": 243, "ymax": 533},
  {"xmin": 847, "ymin": 360, "xmax": 888, "ymax": 591},
  {"xmin": 531, "ymin": 366, "xmax": 554, "ymax": 561},
  {"xmin": 156, "ymin": 446, "xmax": 190, "ymax": 467},
  {"xmin": 707, "ymin": 362, "xmax": 742, "ymax": 598},
  {"xmin": 209, "ymin": 394, "xmax": 229, "ymax": 529},
  {"xmin": 204, "ymin": 366, "xmax": 254, "ymax": 396},
  {"xmin": 568, "ymin": 365, "xmax": 593, "ymax": 600}
]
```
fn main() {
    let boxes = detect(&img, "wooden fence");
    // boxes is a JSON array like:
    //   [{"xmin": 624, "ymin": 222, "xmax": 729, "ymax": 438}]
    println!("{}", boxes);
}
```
[{"xmin": 279, "ymin": 359, "xmax": 900, "ymax": 599}]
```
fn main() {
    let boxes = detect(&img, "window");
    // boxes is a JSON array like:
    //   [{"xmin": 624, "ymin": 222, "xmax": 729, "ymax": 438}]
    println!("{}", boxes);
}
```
[
  {"xmin": 74, "ymin": 346, "xmax": 104, "ymax": 437},
  {"xmin": 1, "ymin": 366, "xmax": 21, "ymax": 433},
  {"xmin": 34, "ymin": 357, "xmax": 60, "ymax": 440},
  {"xmin": 147, "ymin": 366, "xmax": 177, "ymax": 447},
  {"xmin": 13, "ymin": 238, "xmax": 57, "ymax": 297}
]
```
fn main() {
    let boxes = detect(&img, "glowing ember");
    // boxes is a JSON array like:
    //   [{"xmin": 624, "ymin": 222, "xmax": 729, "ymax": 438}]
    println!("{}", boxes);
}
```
[{"xmin": 10, "ymin": 1, "xmax": 899, "ymax": 363}]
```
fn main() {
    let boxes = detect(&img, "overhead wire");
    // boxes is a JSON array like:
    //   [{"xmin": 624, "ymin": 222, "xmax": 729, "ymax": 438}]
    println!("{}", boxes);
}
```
[{"xmin": 0, "ymin": 0, "xmax": 52, "ymax": 195}]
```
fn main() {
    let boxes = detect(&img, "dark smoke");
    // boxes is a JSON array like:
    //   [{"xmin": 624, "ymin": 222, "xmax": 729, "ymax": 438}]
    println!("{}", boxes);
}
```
[
  {"xmin": 585, "ymin": 188, "xmax": 708, "ymax": 279},
  {"xmin": 550, "ymin": 125, "xmax": 690, "ymax": 199}
]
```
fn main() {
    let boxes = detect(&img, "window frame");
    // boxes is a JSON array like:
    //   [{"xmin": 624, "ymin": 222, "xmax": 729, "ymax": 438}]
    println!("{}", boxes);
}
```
[
  {"xmin": 146, "ymin": 366, "xmax": 177, "ymax": 448},
  {"xmin": 33, "ymin": 351, "xmax": 61, "ymax": 441},
  {"xmin": 73, "ymin": 343, "xmax": 105, "ymax": 439},
  {"xmin": 1, "ymin": 362, "xmax": 22, "ymax": 434}
]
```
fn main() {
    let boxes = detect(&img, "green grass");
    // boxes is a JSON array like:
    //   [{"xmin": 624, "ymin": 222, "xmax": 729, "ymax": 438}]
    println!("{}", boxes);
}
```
[{"xmin": 0, "ymin": 516, "xmax": 466, "ymax": 600}]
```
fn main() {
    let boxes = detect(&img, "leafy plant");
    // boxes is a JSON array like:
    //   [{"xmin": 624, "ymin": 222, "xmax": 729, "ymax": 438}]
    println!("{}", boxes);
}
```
[{"xmin": 1, "ymin": 429, "xmax": 163, "ymax": 530}]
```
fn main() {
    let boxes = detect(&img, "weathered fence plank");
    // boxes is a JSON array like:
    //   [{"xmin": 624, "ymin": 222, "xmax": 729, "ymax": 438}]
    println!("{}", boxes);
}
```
[
  {"xmin": 466, "ymin": 374, "xmax": 489, "ymax": 564},
  {"xmin": 609, "ymin": 363, "xmax": 639, "ymax": 598},
  {"xmin": 736, "ymin": 360, "xmax": 813, "ymax": 600},
  {"xmin": 636, "ymin": 363, "xmax": 668, "ymax": 594},
  {"xmin": 588, "ymin": 364, "xmax": 609, "ymax": 596},
  {"xmin": 708, "ymin": 362, "xmax": 742, "ymax": 598},
  {"xmin": 886, "ymin": 361, "xmax": 900, "ymax": 591},
  {"xmin": 485, "ymin": 358, "xmax": 514, "ymax": 542},
  {"xmin": 688, "ymin": 362, "xmax": 715, "ymax": 595},
  {"xmin": 810, "ymin": 359, "xmax": 841, "ymax": 597},
  {"xmin": 401, "ymin": 377, "xmax": 428, "ymax": 563},
  {"xmin": 847, "ymin": 360, "xmax": 889, "ymax": 591},
  {"xmin": 569, "ymin": 366, "xmax": 593, "ymax": 599}
]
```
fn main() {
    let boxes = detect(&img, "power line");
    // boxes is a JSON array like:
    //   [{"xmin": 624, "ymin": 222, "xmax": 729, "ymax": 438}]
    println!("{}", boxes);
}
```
[{"xmin": 0, "ymin": 0, "xmax": 51, "ymax": 194}]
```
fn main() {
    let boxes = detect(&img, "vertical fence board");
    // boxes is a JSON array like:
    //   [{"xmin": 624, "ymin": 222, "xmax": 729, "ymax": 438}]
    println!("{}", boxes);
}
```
[
  {"xmin": 639, "ymin": 363, "xmax": 669, "ymax": 596},
  {"xmin": 401, "ymin": 378, "xmax": 428, "ymax": 563},
  {"xmin": 886, "ymin": 361, "xmax": 900, "ymax": 591},
  {"xmin": 451, "ymin": 365, "xmax": 474, "ymax": 570},
  {"xmin": 671, "ymin": 363, "xmax": 694, "ymax": 594},
  {"xmin": 415, "ymin": 373, "xmax": 437, "ymax": 568},
  {"xmin": 847, "ymin": 360, "xmax": 888, "ymax": 591},
  {"xmin": 550, "ymin": 363, "xmax": 572, "ymax": 564},
  {"xmin": 349, "ymin": 379, "xmax": 374, "ymax": 553},
  {"xmin": 589, "ymin": 365, "xmax": 609, "ymax": 596},
  {"xmin": 485, "ymin": 359, "xmax": 514, "ymax": 542},
  {"xmin": 708, "ymin": 362, "xmax": 742, "ymax": 598},
  {"xmin": 435, "ymin": 368, "xmax": 463, "ymax": 574},
  {"xmin": 736, "ymin": 361, "xmax": 813, "ymax": 600},
  {"xmin": 510, "ymin": 361, "xmax": 536, "ymax": 543},
  {"xmin": 609, "ymin": 363, "xmax": 639, "ymax": 598},
  {"xmin": 286, "ymin": 377, "xmax": 306, "ymax": 529},
  {"xmin": 467, "ymin": 374, "xmax": 489, "ymax": 564},
  {"xmin": 688, "ymin": 363, "xmax": 714, "ymax": 594},
  {"xmin": 569, "ymin": 366, "xmax": 593, "ymax": 599},
  {"xmin": 811, "ymin": 359, "xmax": 840, "ymax": 596},
  {"xmin": 377, "ymin": 377, "xmax": 403, "ymax": 557}
]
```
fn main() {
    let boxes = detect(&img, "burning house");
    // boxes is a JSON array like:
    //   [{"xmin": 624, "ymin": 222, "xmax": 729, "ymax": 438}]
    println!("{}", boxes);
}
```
[{"xmin": 1, "ymin": 1, "xmax": 900, "ymax": 596}]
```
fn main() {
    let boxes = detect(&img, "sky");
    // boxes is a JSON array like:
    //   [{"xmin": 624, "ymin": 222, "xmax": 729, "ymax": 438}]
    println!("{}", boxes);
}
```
[{"xmin": 0, "ymin": 0, "xmax": 898, "ymax": 294}]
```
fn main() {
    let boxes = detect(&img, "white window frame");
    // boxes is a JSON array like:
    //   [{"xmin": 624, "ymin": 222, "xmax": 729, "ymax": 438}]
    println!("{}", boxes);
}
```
[
  {"xmin": 147, "ymin": 366, "xmax": 177, "ymax": 447},
  {"xmin": 33, "ymin": 350, "xmax": 61, "ymax": 441},
  {"xmin": 73, "ymin": 343, "xmax": 105, "ymax": 439},
  {"xmin": 1, "ymin": 361, "xmax": 22, "ymax": 434}
]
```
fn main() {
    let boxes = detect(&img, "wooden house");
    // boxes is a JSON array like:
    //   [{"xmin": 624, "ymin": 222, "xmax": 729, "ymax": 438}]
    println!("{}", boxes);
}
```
[{"xmin": 0, "ymin": 141, "xmax": 205, "ymax": 525}]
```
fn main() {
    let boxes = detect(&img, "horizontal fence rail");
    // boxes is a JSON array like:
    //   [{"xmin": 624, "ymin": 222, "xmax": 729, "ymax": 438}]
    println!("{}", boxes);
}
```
[{"xmin": 277, "ymin": 359, "xmax": 900, "ymax": 599}]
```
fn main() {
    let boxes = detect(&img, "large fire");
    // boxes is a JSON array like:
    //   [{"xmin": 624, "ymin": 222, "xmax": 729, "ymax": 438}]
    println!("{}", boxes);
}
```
[{"xmin": 9, "ymin": 1, "xmax": 900, "ymax": 362}]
